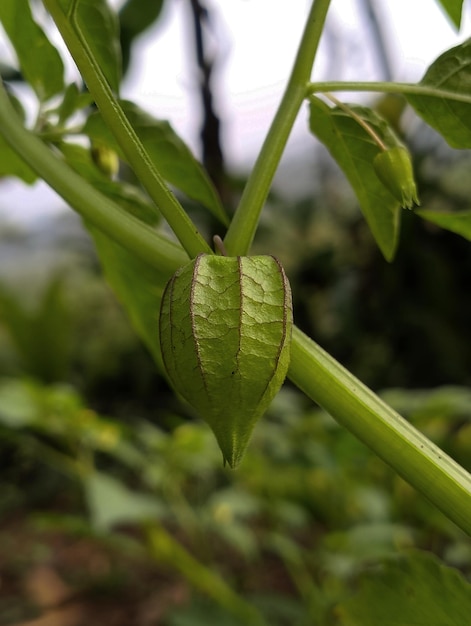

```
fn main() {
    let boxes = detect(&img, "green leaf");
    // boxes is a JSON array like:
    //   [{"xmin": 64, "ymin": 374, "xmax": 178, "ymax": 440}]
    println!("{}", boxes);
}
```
[
  {"xmin": 0, "ymin": 379, "xmax": 84, "ymax": 431},
  {"xmin": 0, "ymin": 132, "xmax": 37, "ymax": 183},
  {"xmin": 59, "ymin": 140, "xmax": 181, "ymax": 367},
  {"xmin": 436, "ymin": 0, "xmax": 464, "ymax": 29},
  {"xmin": 417, "ymin": 208, "xmax": 471, "ymax": 241},
  {"xmin": 309, "ymin": 97, "xmax": 402, "ymax": 261},
  {"xmin": 54, "ymin": 144, "xmax": 183, "ymax": 368},
  {"xmin": 54, "ymin": 82, "xmax": 94, "ymax": 125},
  {"xmin": 84, "ymin": 471, "xmax": 164, "ymax": 530},
  {"xmin": 119, "ymin": 0, "xmax": 166, "ymax": 72},
  {"xmin": 0, "ymin": 379, "xmax": 38, "ymax": 428},
  {"xmin": 337, "ymin": 551, "xmax": 471, "ymax": 625},
  {"xmin": 83, "ymin": 101, "xmax": 228, "ymax": 226},
  {"xmin": 407, "ymin": 40, "xmax": 471, "ymax": 148},
  {"xmin": 88, "ymin": 228, "xmax": 170, "ymax": 369},
  {"xmin": 0, "ymin": 141, "xmax": 36, "ymax": 182},
  {"xmin": 160, "ymin": 254, "xmax": 293, "ymax": 467},
  {"xmin": 0, "ymin": 277, "xmax": 71, "ymax": 381},
  {"xmin": 57, "ymin": 0, "xmax": 122, "ymax": 93},
  {"xmin": 0, "ymin": 0, "xmax": 64, "ymax": 101},
  {"xmin": 57, "ymin": 141, "xmax": 160, "ymax": 225},
  {"xmin": 119, "ymin": 0, "xmax": 165, "ymax": 40}
]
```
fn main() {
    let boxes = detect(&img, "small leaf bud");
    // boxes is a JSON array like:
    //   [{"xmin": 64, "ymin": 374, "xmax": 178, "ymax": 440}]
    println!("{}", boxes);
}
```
[{"xmin": 91, "ymin": 142, "xmax": 119, "ymax": 179}]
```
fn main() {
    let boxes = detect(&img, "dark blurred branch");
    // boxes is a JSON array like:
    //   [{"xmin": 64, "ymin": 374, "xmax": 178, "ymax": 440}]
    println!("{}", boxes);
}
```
[
  {"xmin": 188, "ymin": 0, "xmax": 225, "ymax": 196},
  {"xmin": 358, "ymin": 0, "xmax": 394, "ymax": 81},
  {"xmin": 0, "ymin": 64, "xmax": 23, "ymax": 84}
]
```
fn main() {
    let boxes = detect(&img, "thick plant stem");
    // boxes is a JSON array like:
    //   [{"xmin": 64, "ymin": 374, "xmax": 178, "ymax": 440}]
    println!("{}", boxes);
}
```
[
  {"xmin": 43, "ymin": 0, "xmax": 211, "ymax": 258},
  {"xmin": 289, "ymin": 327, "xmax": 471, "ymax": 537},
  {"xmin": 0, "ymin": 80, "xmax": 186, "ymax": 275},
  {"xmin": 224, "ymin": 0, "xmax": 332, "ymax": 256}
]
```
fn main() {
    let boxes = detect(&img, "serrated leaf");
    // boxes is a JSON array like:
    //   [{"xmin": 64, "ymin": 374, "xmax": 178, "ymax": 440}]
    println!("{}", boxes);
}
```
[
  {"xmin": 83, "ymin": 101, "xmax": 228, "ymax": 226},
  {"xmin": 337, "ymin": 551, "xmax": 471, "ymax": 626},
  {"xmin": 417, "ymin": 208, "xmax": 471, "ymax": 241},
  {"xmin": 407, "ymin": 39, "xmax": 471, "ymax": 148},
  {"xmin": 160, "ymin": 254, "xmax": 293, "ymax": 467},
  {"xmin": 57, "ymin": 0, "xmax": 121, "ymax": 93},
  {"xmin": 436, "ymin": 0, "xmax": 464, "ymax": 29},
  {"xmin": 309, "ymin": 97, "xmax": 402, "ymax": 261},
  {"xmin": 0, "ymin": 0, "xmax": 64, "ymax": 101}
]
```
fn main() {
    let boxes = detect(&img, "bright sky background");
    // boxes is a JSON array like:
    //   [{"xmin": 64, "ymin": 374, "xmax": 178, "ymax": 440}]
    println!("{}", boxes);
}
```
[
  {"xmin": 122, "ymin": 0, "xmax": 470, "ymax": 167},
  {"xmin": 0, "ymin": 0, "xmax": 470, "ymax": 222}
]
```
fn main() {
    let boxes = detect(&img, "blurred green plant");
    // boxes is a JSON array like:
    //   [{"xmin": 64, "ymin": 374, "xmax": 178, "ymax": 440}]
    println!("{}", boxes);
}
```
[
  {"xmin": 0, "ymin": 374, "xmax": 471, "ymax": 623},
  {"xmin": 0, "ymin": 276, "xmax": 71, "ymax": 382},
  {"xmin": 1, "ymin": 0, "xmax": 471, "ymax": 623}
]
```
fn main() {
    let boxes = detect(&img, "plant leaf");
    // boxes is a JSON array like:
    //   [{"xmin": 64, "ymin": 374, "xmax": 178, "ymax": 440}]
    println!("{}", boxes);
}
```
[
  {"xmin": 54, "ymin": 142, "xmax": 185, "ymax": 369},
  {"xmin": 337, "ymin": 551, "xmax": 471, "ymax": 625},
  {"xmin": 119, "ymin": 0, "xmax": 166, "ymax": 72},
  {"xmin": 53, "ymin": 83, "xmax": 94, "ymax": 125},
  {"xmin": 57, "ymin": 0, "xmax": 122, "ymax": 93},
  {"xmin": 0, "ymin": 139, "xmax": 37, "ymax": 183},
  {"xmin": 407, "ymin": 39, "xmax": 471, "ymax": 148},
  {"xmin": 309, "ymin": 97, "xmax": 402, "ymax": 261},
  {"xmin": 84, "ymin": 471, "xmax": 164, "ymax": 530},
  {"xmin": 0, "ymin": 0, "xmax": 64, "ymax": 101},
  {"xmin": 57, "ymin": 141, "xmax": 160, "ymax": 225},
  {"xmin": 436, "ymin": 0, "xmax": 464, "ymax": 29},
  {"xmin": 0, "ymin": 379, "xmax": 38, "ymax": 428},
  {"xmin": 83, "ymin": 101, "xmax": 228, "ymax": 226},
  {"xmin": 417, "ymin": 208, "xmax": 471, "ymax": 241},
  {"xmin": 88, "ymin": 227, "xmax": 172, "ymax": 370},
  {"xmin": 0, "ymin": 276, "xmax": 71, "ymax": 382}
]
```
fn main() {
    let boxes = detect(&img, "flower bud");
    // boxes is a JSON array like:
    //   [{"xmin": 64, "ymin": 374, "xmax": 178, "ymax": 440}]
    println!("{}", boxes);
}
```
[
  {"xmin": 373, "ymin": 146, "xmax": 419, "ymax": 209},
  {"xmin": 91, "ymin": 142, "xmax": 119, "ymax": 178}
]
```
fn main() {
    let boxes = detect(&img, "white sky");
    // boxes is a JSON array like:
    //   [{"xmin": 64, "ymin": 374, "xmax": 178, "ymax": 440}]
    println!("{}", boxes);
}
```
[
  {"xmin": 122, "ymin": 0, "xmax": 470, "ymax": 167},
  {"xmin": 0, "ymin": 0, "xmax": 470, "ymax": 222}
]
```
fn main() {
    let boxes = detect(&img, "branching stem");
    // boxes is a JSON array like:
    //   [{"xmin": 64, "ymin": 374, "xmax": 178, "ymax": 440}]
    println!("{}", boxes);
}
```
[
  {"xmin": 324, "ymin": 93, "xmax": 387, "ymax": 150},
  {"xmin": 224, "ymin": 0, "xmax": 332, "ymax": 256}
]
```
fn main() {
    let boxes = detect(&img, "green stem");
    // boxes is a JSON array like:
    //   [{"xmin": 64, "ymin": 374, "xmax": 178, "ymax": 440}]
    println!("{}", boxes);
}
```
[
  {"xmin": 0, "ymin": 79, "xmax": 186, "ymax": 275},
  {"xmin": 325, "ymin": 93, "xmax": 387, "ymax": 149},
  {"xmin": 289, "ymin": 327, "xmax": 471, "ymax": 536},
  {"xmin": 43, "ymin": 0, "xmax": 211, "ymax": 258},
  {"xmin": 308, "ymin": 80, "xmax": 471, "ymax": 104},
  {"xmin": 224, "ymin": 0, "xmax": 332, "ymax": 256},
  {"xmin": 146, "ymin": 524, "xmax": 267, "ymax": 625}
]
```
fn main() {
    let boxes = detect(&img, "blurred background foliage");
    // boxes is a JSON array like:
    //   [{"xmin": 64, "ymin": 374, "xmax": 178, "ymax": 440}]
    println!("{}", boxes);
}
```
[{"xmin": 1, "ymin": 0, "xmax": 471, "ymax": 624}]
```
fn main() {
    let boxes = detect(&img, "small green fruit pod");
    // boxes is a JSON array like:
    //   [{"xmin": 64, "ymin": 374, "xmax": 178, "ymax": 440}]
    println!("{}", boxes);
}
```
[
  {"xmin": 373, "ymin": 145, "xmax": 419, "ymax": 209},
  {"xmin": 159, "ymin": 253, "xmax": 293, "ymax": 468}
]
